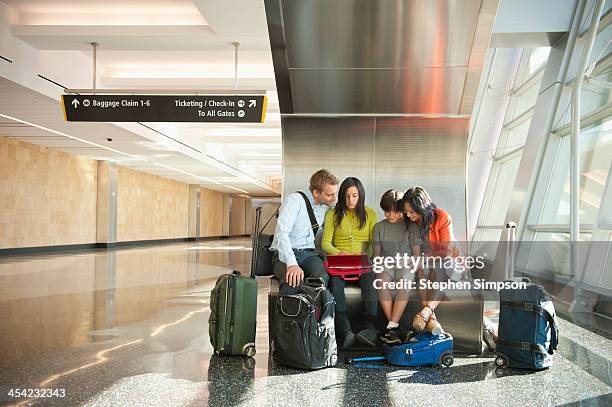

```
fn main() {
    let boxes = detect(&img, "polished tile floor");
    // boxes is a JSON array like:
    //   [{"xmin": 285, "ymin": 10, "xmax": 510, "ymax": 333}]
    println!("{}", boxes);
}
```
[{"xmin": 0, "ymin": 239, "xmax": 611, "ymax": 406}]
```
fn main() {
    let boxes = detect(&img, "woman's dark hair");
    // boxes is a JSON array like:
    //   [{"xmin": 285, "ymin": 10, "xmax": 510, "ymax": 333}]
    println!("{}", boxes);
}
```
[
  {"xmin": 402, "ymin": 186, "xmax": 437, "ymax": 238},
  {"xmin": 335, "ymin": 177, "xmax": 367, "ymax": 229},
  {"xmin": 380, "ymin": 190, "xmax": 404, "ymax": 212}
]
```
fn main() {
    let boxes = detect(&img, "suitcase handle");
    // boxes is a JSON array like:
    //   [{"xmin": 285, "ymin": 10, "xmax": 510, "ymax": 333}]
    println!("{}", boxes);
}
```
[
  {"xmin": 325, "ymin": 258, "xmax": 372, "ymax": 280},
  {"xmin": 504, "ymin": 221, "xmax": 517, "ymax": 280},
  {"xmin": 258, "ymin": 206, "xmax": 280, "ymax": 234}
]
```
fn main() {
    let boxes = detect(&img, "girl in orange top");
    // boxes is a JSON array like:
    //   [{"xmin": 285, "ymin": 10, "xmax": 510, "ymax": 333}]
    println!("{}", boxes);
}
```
[{"xmin": 402, "ymin": 186, "xmax": 455, "ymax": 336}]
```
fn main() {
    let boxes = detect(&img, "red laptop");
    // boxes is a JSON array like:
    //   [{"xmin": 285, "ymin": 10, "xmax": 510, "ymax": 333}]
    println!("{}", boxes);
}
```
[{"xmin": 324, "ymin": 254, "xmax": 372, "ymax": 281}]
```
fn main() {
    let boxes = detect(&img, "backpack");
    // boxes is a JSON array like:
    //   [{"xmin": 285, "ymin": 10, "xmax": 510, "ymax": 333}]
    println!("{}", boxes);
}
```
[{"xmin": 271, "ymin": 279, "xmax": 337, "ymax": 370}]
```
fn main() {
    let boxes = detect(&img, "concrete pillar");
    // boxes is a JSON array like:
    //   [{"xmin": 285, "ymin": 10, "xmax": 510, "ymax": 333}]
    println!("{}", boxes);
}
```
[
  {"xmin": 188, "ymin": 184, "xmax": 200, "ymax": 240},
  {"xmin": 245, "ymin": 199, "xmax": 254, "ymax": 235},
  {"xmin": 223, "ymin": 194, "xmax": 230, "ymax": 237},
  {"xmin": 96, "ymin": 161, "xmax": 117, "ymax": 245}
]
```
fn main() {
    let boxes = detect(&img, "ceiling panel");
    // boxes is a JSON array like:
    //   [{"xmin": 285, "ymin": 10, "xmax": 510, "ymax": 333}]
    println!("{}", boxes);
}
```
[
  {"xmin": 281, "ymin": 0, "xmax": 480, "ymax": 69},
  {"xmin": 289, "ymin": 66, "xmax": 467, "ymax": 114},
  {"xmin": 0, "ymin": 77, "xmax": 278, "ymax": 195},
  {"xmin": 266, "ymin": 0, "xmax": 499, "ymax": 115}
]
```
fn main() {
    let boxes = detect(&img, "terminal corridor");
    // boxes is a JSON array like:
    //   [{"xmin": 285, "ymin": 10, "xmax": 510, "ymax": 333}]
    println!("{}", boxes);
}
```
[
  {"xmin": 1, "ymin": 0, "xmax": 612, "ymax": 405},
  {"xmin": 1, "ymin": 240, "xmax": 610, "ymax": 406}
]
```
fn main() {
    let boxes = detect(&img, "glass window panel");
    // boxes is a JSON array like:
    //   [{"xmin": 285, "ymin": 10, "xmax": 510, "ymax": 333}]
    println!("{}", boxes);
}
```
[
  {"xmin": 605, "ymin": 234, "xmax": 612, "ymax": 282},
  {"xmin": 561, "ymin": 21, "xmax": 611, "ymax": 128},
  {"xmin": 528, "ymin": 47, "xmax": 551, "ymax": 75},
  {"xmin": 580, "ymin": 1, "xmax": 612, "ymax": 36},
  {"xmin": 539, "ymin": 118, "xmax": 612, "ymax": 224},
  {"xmin": 505, "ymin": 118, "xmax": 532, "ymax": 149},
  {"xmin": 587, "ymin": 22, "xmax": 612, "ymax": 68},
  {"xmin": 582, "ymin": 67, "xmax": 612, "ymax": 114},
  {"xmin": 553, "ymin": 98, "xmax": 573, "ymax": 130},
  {"xmin": 473, "ymin": 228, "xmax": 502, "ymax": 259},
  {"xmin": 514, "ymin": 84, "xmax": 540, "ymax": 119},
  {"xmin": 540, "ymin": 136, "xmax": 571, "ymax": 223},
  {"xmin": 527, "ymin": 232, "xmax": 592, "ymax": 277},
  {"xmin": 551, "ymin": 87, "xmax": 610, "ymax": 132},
  {"xmin": 474, "ymin": 152, "xmax": 522, "ymax": 261},
  {"xmin": 483, "ymin": 155, "xmax": 522, "ymax": 225}
]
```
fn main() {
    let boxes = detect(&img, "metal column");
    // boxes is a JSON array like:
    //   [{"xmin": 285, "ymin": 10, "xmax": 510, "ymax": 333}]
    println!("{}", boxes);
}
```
[{"xmin": 569, "ymin": 0, "xmax": 606, "ymax": 312}]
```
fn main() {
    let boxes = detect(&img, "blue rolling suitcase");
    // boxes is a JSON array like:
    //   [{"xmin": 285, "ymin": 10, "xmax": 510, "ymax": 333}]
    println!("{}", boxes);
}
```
[
  {"xmin": 495, "ymin": 280, "xmax": 559, "ymax": 369},
  {"xmin": 348, "ymin": 332, "xmax": 454, "ymax": 367}
]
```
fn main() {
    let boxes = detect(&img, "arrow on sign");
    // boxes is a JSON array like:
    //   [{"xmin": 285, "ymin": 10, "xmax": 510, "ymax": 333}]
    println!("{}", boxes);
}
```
[
  {"xmin": 72, "ymin": 99, "xmax": 80, "ymax": 108},
  {"xmin": 249, "ymin": 100, "xmax": 256, "ymax": 107}
]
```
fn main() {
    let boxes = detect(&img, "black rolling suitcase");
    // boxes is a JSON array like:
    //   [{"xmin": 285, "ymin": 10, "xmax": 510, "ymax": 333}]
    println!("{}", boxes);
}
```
[{"xmin": 251, "ymin": 206, "xmax": 279, "ymax": 277}]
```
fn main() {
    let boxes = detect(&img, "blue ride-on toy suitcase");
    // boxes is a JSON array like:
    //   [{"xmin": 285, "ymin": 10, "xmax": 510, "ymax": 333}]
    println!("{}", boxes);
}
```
[{"xmin": 348, "ymin": 332, "xmax": 454, "ymax": 367}]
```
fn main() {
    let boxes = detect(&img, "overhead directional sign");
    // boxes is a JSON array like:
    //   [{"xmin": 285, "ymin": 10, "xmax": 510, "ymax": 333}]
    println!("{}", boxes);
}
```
[{"xmin": 61, "ymin": 94, "xmax": 267, "ymax": 123}]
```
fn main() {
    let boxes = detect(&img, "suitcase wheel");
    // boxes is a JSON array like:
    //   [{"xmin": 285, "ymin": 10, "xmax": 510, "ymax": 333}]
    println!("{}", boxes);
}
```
[
  {"xmin": 440, "ymin": 352, "xmax": 454, "ymax": 367},
  {"xmin": 495, "ymin": 354, "xmax": 508, "ymax": 368},
  {"xmin": 244, "ymin": 345, "xmax": 256, "ymax": 358},
  {"xmin": 242, "ymin": 357, "xmax": 256, "ymax": 370}
]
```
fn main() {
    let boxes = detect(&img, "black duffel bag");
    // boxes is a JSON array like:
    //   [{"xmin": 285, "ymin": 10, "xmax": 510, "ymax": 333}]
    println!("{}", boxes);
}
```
[{"xmin": 271, "ymin": 278, "xmax": 337, "ymax": 370}]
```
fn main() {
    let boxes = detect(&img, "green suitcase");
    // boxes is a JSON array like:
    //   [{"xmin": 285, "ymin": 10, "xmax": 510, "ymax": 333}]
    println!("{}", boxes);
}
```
[{"xmin": 209, "ymin": 270, "xmax": 258, "ymax": 357}]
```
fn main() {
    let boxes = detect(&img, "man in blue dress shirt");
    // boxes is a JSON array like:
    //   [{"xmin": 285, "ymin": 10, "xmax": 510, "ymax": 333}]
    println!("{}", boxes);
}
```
[{"xmin": 270, "ymin": 169, "xmax": 339, "ymax": 295}]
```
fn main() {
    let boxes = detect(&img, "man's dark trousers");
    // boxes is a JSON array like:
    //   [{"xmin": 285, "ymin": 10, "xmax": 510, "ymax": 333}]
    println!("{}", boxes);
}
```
[
  {"xmin": 272, "ymin": 249, "xmax": 329, "ymax": 295},
  {"xmin": 329, "ymin": 272, "xmax": 378, "ymax": 320}
]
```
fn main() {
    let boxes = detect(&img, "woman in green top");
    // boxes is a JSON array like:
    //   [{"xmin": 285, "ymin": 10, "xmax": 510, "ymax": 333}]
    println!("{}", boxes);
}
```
[{"xmin": 322, "ymin": 177, "xmax": 379, "ymax": 349}]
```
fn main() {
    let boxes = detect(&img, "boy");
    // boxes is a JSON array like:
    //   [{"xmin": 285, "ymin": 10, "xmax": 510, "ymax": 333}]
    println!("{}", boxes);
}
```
[{"xmin": 372, "ymin": 190, "xmax": 420, "ymax": 345}]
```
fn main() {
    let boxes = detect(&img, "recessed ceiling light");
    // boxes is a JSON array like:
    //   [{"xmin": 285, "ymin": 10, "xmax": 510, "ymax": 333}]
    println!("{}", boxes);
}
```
[
  {"xmin": 154, "ymin": 163, "xmax": 222, "ymax": 185},
  {"xmin": 238, "ymin": 152, "xmax": 282, "ymax": 157},
  {"xmin": 0, "ymin": 113, "xmax": 146, "ymax": 162},
  {"xmin": 223, "ymin": 184, "xmax": 249, "ymax": 194}
]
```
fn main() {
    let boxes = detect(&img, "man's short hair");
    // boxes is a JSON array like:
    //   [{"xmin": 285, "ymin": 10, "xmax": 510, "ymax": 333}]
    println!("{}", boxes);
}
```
[
  {"xmin": 309, "ymin": 169, "xmax": 338, "ymax": 192},
  {"xmin": 380, "ymin": 189, "xmax": 404, "ymax": 212}
]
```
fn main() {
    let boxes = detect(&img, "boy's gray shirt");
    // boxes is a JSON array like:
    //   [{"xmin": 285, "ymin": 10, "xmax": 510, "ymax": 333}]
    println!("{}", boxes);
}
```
[{"xmin": 372, "ymin": 219, "xmax": 421, "ymax": 257}]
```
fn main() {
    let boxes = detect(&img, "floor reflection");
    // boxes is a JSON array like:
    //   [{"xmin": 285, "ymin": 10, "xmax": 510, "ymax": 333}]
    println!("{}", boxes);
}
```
[
  {"xmin": 0, "ymin": 239, "xmax": 252, "ymax": 405},
  {"xmin": 0, "ymin": 238, "xmax": 610, "ymax": 406}
]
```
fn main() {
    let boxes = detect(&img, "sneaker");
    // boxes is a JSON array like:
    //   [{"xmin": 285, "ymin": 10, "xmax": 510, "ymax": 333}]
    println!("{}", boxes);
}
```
[
  {"xmin": 379, "ymin": 328, "xmax": 402, "ymax": 345},
  {"xmin": 404, "ymin": 330, "xmax": 418, "ymax": 343},
  {"xmin": 356, "ymin": 327, "xmax": 378, "ymax": 347},
  {"xmin": 355, "ymin": 318, "xmax": 379, "ymax": 347}
]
